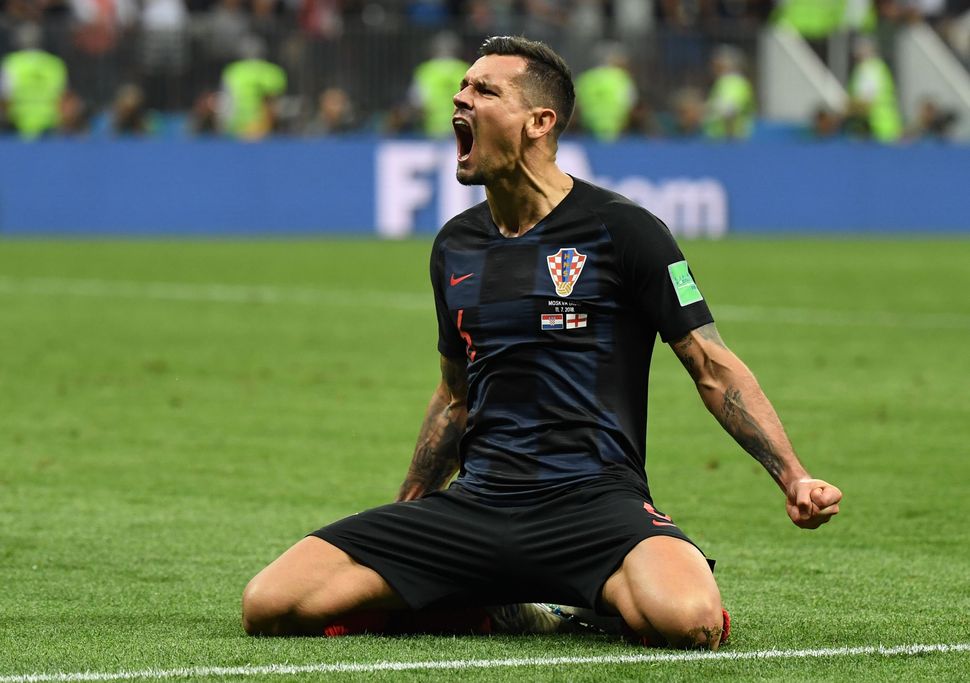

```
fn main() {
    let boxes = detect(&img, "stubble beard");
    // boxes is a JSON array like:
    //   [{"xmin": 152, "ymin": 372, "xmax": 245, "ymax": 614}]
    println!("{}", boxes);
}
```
[{"xmin": 456, "ymin": 167, "xmax": 486, "ymax": 186}]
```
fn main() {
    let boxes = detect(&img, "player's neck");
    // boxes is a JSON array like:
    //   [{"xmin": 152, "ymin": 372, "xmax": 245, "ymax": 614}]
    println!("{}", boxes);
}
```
[{"xmin": 485, "ymin": 164, "xmax": 573, "ymax": 239}]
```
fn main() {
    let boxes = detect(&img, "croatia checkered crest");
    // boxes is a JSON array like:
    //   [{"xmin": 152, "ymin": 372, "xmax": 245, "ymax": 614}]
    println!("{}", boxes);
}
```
[{"xmin": 546, "ymin": 247, "xmax": 587, "ymax": 297}]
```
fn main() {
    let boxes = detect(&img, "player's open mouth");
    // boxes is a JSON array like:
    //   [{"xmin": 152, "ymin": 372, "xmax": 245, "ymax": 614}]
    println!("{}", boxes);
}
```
[{"xmin": 454, "ymin": 118, "xmax": 474, "ymax": 162}]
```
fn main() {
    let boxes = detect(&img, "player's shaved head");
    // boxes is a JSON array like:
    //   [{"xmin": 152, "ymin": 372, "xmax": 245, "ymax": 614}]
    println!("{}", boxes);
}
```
[{"xmin": 479, "ymin": 36, "xmax": 575, "ymax": 138}]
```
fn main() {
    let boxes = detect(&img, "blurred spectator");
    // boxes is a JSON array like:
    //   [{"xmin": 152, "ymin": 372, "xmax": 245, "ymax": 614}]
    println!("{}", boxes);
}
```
[
  {"xmin": 202, "ymin": 0, "xmax": 251, "ymax": 67},
  {"xmin": 574, "ymin": 42, "xmax": 637, "ymax": 141},
  {"xmin": 2, "ymin": 0, "xmax": 70, "ymax": 23},
  {"xmin": 878, "ymin": 0, "xmax": 947, "ymax": 24},
  {"xmin": 628, "ymin": 100, "xmax": 663, "ymax": 137},
  {"xmin": 844, "ymin": 0, "xmax": 877, "ymax": 32},
  {"xmin": 298, "ymin": 0, "xmax": 343, "ymax": 39},
  {"xmin": 664, "ymin": 86, "xmax": 706, "ymax": 138},
  {"xmin": 654, "ymin": 1, "xmax": 711, "ymax": 88},
  {"xmin": 772, "ymin": 0, "xmax": 850, "ymax": 39},
  {"xmin": 140, "ymin": 0, "xmax": 190, "ymax": 110},
  {"xmin": 463, "ymin": 0, "xmax": 517, "ymax": 37},
  {"xmin": 523, "ymin": 0, "xmax": 569, "ymax": 44},
  {"xmin": 609, "ymin": 0, "xmax": 653, "ymax": 80},
  {"xmin": 110, "ymin": 82, "xmax": 158, "ymax": 135},
  {"xmin": 409, "ymin": 31, "xmax": 468, "ymax": 138},
  {"xmin": 68, "ymin": 0, "xmax": 137, "ymax": 107},
  {"xmin": 5, "ymin": 0, "xmax": 968, "ymax": 141},
  {"xmin": 710, "ymin": 0, "xmax": 776, "ymax": 26},
  {"xmin": 658, "ymin": 0, "xmax": 776, "ymax": 30},
  {"xmin": 218, "ymin": 35, "xmax": 287, "ymax": 140},
  {"xmin": 303, "ymin": 86, "xmax": 356, "ymax": 135},
  {"xmin": 407, "ymin": 0, "xmax": 452, "ymax": 27},
  {"xmin": 809, "ymin": 105, "xmax": 844, "ymax": 139},
  {"xmin": 704, "ymin": 44, "xmax": 755, "ymax": 139},
  {"xmin": 58, "ymin": 87, "xmax": 91, "ymax": 135},
  {"xmin": 0, "ymin": 23, "xmax": 68, "ymax": 139},
  {"xmin": 657, "ymin": 0, "xmax": 713, "ymax": 29},
  {"xmin": 566, "ymin": 1, "xmax": 607, "ymax": 38},
  {"xmin": 563, "ymin": 0, "xmax": 606, "ymax": 69},
  {"xmin": 847, "ymin": 36, "xmax": 902, "ymax": 142},
  {"xmin": 296, "ymin": 0, "xmax": 345, "ymax": 108},
  {"xmin": 188, "ymin": 89, "xmax": 219, "ymax": 134},
  {"xmin": 69, "ymin": 0, "xmax": 137, "ymax": 55},
  {"xmin": 380, "ymin": 101, "xmax": 420, "ymax": 136},
  {"xmin": 612, "ymin": 0, "xmax": 654, "ymax": 42},
  {"xmin": 251, "ymin": 0, "xmax": 283, "ymax": 42},
  {"xmin": 905, "ymin": 97, "xmax": 958, "ymax": 141}
]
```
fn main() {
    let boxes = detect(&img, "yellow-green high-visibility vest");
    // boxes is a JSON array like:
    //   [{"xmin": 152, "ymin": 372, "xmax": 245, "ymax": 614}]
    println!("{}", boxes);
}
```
[
  {"xmin": 221, "ymin": 59, "xmax": 287, "ymax": 139},
  {"xmin": 773, "ymin": 0, "xmax": 846, "ymax": 39},
  {"xmin": 1, "ymin": 49, "xmax": 67, "ymax": 139},
  {"xmin": 414, "ymin": 57, "xmax": 469, "ymax": 138},
  {"xmin": 705, "ymin": 73, "xmax": 755, "ymax": 139},
  {"xmin": 575, "ymin": 65, "xmax": 636, "ymax": 141},
  {"xmin": 849, "ymin": 57, "xmax": 902, "ymax": 142}
]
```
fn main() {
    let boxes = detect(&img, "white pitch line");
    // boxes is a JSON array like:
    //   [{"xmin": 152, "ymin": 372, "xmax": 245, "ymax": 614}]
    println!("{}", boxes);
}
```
[
  {"xmin": 1, "ymin": 643, "xmax": 968, "ymax": 683},
  {"xmin": 1, "ymin": 276, "xmax": 969, "ymax": 330}
]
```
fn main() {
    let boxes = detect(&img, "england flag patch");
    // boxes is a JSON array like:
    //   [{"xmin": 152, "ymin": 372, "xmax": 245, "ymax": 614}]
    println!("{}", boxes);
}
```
[
  {"xmin": 565, "ymin": 313, "xmax": 588, "ymax": 329},
  {"xmin": 546, "ymin": 248, "xmax": 587, "ymax": 297},
  {"xmin": 541, "ymin": 314, "xmax": 564, "ymax": 330}
]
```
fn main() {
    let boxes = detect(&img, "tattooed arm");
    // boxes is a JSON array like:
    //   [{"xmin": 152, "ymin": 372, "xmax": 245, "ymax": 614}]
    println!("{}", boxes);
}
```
[
  {"xmin": 671, "ymin": 323, "xmax": 842, "ymax": 528},
  {"xmin": 397, "ymin": 355, "xmax": 468, "ymax": 502}
]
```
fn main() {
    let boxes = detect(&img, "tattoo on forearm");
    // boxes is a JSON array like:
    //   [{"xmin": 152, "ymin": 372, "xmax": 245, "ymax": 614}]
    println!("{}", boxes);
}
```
[
  {"xmin": 719, "ymin": 386, "xmax": 784, "ymax": 482},
  {"xmin": 398, "ymin": 357, "xmax": 468, "ymax": 500},
  {"xmin": 399, "ymin": 415, "xmax": 463, "ymax": 499}
]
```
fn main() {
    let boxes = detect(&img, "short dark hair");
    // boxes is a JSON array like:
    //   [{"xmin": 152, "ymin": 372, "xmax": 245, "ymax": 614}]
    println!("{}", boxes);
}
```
[{"xmin": 479, "ymin": 35, "xmax": 575, "ymax": 138}]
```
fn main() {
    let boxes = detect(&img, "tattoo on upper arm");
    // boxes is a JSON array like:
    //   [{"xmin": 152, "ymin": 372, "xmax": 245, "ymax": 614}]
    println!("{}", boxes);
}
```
[
  {"xmin": 720, "ymin": 386, "xmax": 784, "ymax": 482},
  {"xmin": 695, "ymin": 322, "xmax": 727, "ymax": 348},
  {"xmin": 671, "ymin": 323, "xmax": 726, "ymax": 379},
  {"xmin": 672, "ymin": 335, "xmax": 697, "ymax": 376}
]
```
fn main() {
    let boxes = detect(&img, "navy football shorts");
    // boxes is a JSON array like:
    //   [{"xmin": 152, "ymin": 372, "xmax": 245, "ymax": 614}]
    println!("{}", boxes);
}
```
[{"xmin": 309, "ymin": 478, "xmax": 706, "ymax": 610}]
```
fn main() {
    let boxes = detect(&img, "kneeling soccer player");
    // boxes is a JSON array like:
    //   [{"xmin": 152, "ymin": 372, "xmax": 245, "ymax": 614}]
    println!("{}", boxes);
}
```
[{"xmin": 242, "ymin": 35, "xmax": 842, "ymax": 649}]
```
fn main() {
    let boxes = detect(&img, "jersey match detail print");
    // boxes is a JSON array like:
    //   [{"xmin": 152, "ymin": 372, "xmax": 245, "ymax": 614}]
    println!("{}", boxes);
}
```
[
  {"xmin": 546, "ymin": 248, "xmax": 587, "ymax": 297},
  {"xmin": 565, "ymin": 313, "xmax": 587, "ymax": 329},
  {"xmin": 541, "ymin": 314, "xmax": 564, "ymax": 330}
]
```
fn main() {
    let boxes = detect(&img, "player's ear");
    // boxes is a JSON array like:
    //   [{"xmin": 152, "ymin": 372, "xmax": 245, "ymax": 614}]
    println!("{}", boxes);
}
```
[{"xmin": 526, "ymin": 107, "xmax": 557, "ymax": 140}]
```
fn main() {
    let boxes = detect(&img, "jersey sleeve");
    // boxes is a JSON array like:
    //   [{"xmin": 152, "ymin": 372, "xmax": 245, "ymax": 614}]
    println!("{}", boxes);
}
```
[
  {"xmin": 603, "ymin": 203, "xmax": 714, "ymax": 343},
  {"xmin": 430, "ymin": 234, "xmax": 465, "ymax": 358}
]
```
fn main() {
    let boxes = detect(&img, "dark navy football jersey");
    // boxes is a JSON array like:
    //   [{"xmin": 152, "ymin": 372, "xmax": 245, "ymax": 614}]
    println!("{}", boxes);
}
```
[{"xmin": 431, "ymin": 177, "xmax": 713, "ymax": 503}]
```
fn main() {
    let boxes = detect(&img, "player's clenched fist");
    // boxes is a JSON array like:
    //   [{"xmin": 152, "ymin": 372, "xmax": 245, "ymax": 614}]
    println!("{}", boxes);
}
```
[{"xmin": 786, "ymin": 478, "xmax": 842, "ymax": 529}]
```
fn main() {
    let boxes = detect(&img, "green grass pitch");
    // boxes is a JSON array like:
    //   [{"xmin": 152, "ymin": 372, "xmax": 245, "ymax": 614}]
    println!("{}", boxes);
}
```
[{"xmin": 0, "ymin": 237, "xmax": 968, "ymax": 681}]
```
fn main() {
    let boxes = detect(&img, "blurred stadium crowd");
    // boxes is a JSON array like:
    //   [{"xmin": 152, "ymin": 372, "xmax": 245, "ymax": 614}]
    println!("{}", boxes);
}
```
[{"xmin": 1, "ymin": 0, "xmax": 968, "ymax": 142}]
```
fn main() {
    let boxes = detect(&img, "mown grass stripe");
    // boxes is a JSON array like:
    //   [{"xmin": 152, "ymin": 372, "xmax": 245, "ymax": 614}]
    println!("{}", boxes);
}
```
[{"xmin": 0, "ymin": 276, "xmax": 968, "ymax": 329}]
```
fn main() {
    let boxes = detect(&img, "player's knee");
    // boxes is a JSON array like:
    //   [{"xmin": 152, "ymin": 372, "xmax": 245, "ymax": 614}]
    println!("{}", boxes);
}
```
[
  {"xmin": 656, "ymin": 598, "xmax": 724, "ymax": 650},
  {"xmin": 241, "ymin": 576, "xmax": 295, "ymax": 636}
]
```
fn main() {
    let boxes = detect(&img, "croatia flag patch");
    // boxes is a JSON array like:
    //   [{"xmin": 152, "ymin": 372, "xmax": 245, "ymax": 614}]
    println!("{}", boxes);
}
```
[
  {"xmin": 565, "ymin": 313, "xmax": 588, "ymax": 329},
  {"xmin": 541, "ymin": 314, "xmax": 564, "ymax": 330},
  {"xmin": 546, "ymin": 248, "xmax": 587, "ymax": 297}
]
